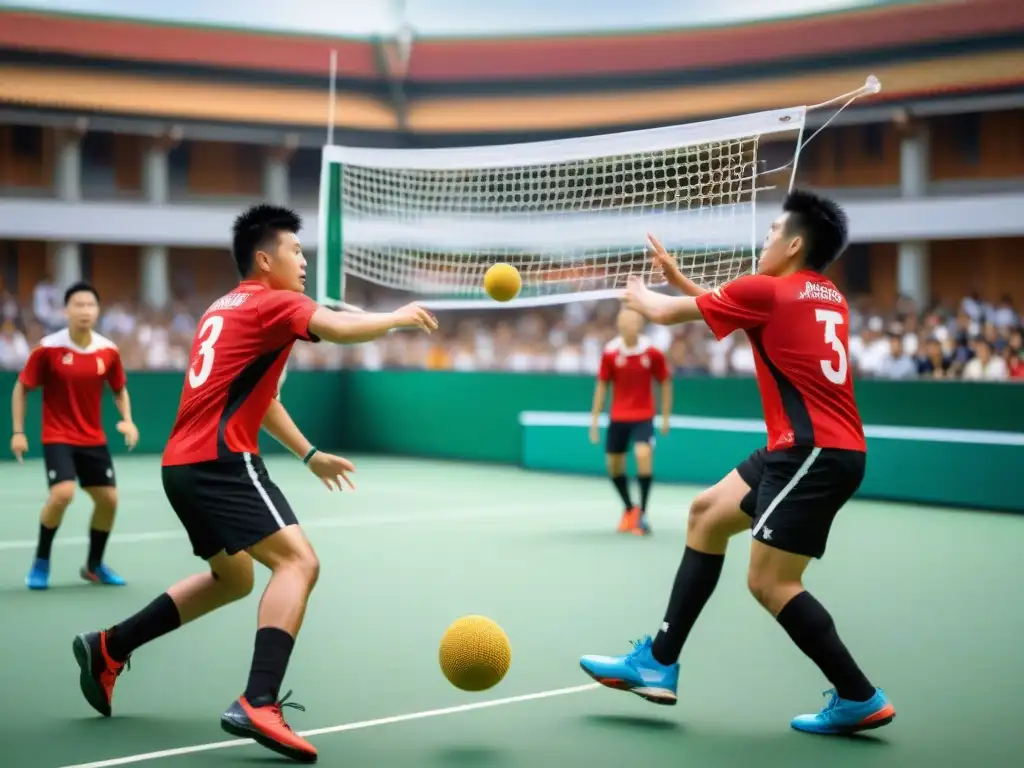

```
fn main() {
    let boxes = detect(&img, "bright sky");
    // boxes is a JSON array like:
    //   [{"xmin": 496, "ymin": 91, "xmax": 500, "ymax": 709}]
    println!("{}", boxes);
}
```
[{"xmin": 0, "ymin": 0, "xmax": 896, "ymax": 37}]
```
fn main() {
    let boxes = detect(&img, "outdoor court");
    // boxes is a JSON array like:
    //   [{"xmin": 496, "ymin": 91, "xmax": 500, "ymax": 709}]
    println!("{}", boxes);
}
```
[{"xmin": 0, "ymin": 454, "xmax": 1020, "ymax": 768}]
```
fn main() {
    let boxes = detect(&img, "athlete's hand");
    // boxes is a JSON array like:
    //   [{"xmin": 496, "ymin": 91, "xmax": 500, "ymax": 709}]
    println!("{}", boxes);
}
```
[
  {"xmin": 622, "ymin": 275, "xmax": 655, "ymax": 316},
  {"xmin": 117, "ymin": 421, "xmax": 139, "ymax": 451},
  {"xmin": 646, "ymin": 233, "xmax": 683, "ymax": 284},
  {"xmin": 10, "ymin": 433, "xmax": 27, "ymax": 463},
  {"xmin": 307, "ymin": 451, "xmax": 356, "ymax": 492},
  {"xmin": 390, "ymin": 303, "xmax": 438, "ymax": 334}
]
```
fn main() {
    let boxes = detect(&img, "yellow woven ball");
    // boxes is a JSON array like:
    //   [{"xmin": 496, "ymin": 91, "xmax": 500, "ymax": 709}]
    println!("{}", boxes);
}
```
[
  {"xmin": 483, "ymin": 263, "xmax": 522, "ymax": 302},
  {"xmin": 438, "ymin": 615, "xmax": 511, "ymax": 692}
]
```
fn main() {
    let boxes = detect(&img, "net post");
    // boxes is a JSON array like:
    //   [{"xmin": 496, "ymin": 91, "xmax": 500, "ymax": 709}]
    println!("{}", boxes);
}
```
[{"xmin": 326, "ymin": 49, "xmax": 338, "ymax": 148}]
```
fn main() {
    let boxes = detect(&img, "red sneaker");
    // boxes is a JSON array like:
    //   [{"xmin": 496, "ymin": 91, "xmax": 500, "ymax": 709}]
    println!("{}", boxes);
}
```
[
  {"xmin": 221, "ymin": 691, "xmax": 317, "ymax": 763},
  {"xmin": 72, "ymin": 630, "xmax": 128, "ymax": 717},
  {"xmin": 617, "ymin": 506, "xmax": 641, "ymax": 533}
]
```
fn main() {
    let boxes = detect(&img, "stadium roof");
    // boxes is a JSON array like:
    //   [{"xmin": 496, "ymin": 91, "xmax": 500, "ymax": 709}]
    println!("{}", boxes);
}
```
[{"xmin": 0, "ymin": 0, "xmax": 1022, "ymax": 143}]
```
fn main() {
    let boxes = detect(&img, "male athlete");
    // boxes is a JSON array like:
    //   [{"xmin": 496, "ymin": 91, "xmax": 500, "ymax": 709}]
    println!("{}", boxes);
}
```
[
  {"xmin": 71, "ymin": 204, "xmax": 437, "ymax": 763},
  {"xmin": 590, "ymin": 306, "xmax": 671, "ymax": 535},
  {"xmin": 13, "ymin": 282, "xmax": 139, "ymax": 590},
  {"xmin": 580, "ymin": 190, "xmax": 895, "ymax": 735}
]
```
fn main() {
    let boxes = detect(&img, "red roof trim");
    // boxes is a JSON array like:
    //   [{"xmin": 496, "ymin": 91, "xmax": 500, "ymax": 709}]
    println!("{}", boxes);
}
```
[{"xmin": 0, "ymin": 0, "xmax": 1021, "ymax": 81}]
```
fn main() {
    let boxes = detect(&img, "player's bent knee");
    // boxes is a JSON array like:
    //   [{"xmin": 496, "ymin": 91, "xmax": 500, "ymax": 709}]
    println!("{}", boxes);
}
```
[
  {"xmin": 606, "ymin": 454, "xmax": 626, "ymax": 475},
  {"xmin": 85, "ymin": 486, "xmax": 118, "ymax": 509},
  {"xmin": 298, "ymin": 551, "xmax": 321, "ymax": 589},
  {"xmin": 211, "ymin": 556, "xmax": 255, "ymax": 600},
  {"xmin": 47, "ymin": 482, "xmax": 76, "ymax": 508},
  {"xmin": 226, "ymin": 568, "xmax": 255, "ymax": 600},
  {"xmin": 687, "ymin": 491, "xmax": 722, "ymax": 534}
]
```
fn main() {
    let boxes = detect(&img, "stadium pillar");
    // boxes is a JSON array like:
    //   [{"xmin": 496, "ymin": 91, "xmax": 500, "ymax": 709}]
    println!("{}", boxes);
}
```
[
  {"xmin": 897, "ymin": 117, "xmax": 930, "ymax": 310},
  {"xmin": 53, "ymin": 124, "xmax": 85, "ymax": 289},
  {"xmin": 264, "ymin": 138, "xmax": 297, "ymax": 205},
  {"xmin": 140, "ymin": 132, "xmax": 179, "ymax": 310}
]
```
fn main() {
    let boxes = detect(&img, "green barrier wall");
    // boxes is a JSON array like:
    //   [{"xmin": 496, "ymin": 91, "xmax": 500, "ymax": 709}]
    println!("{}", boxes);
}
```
[
  {"xmin": 6, "ymin": 367, "xmax": 1021, "ymax": 511},
  {"xmin": 0, "ymin": 371, "xmax": 347, "ymax": 460},
  {"xmin": 520, "ymin": 413, "xmax": 1024, "ymax": 511},
  {"xmin": 339, "ymin": 371, "xmax": 1024, "ymax": 511},
  {"xmin": 340, "ymin": 370, "xmax": 1024, "ymax": 453}
]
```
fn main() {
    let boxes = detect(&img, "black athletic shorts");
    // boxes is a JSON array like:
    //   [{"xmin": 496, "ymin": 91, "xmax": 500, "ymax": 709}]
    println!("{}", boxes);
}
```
[
  {"xmin": 736, "ymin": 445, "xmax": 866, "ymax": 559},
  {"xmin": 43, "ymin": 443, "xmax": 115, "ymax": 488},
  {"xmin": 162, "ymin": 454, "xmax": 299, "ymax": 561},
  {"xmin": 605, "ymin": 418, "xmax": 655, "ymax": 454}
]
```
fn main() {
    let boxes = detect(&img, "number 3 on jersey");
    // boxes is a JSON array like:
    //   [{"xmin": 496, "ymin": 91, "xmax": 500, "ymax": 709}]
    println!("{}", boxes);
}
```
[
  {"xmin": 816, "ymin": 308, "xmax": 848, "ymax": 385},
  {"xmin": 189, "ymin": 315, "xmax": 224, "ymax": 388}
]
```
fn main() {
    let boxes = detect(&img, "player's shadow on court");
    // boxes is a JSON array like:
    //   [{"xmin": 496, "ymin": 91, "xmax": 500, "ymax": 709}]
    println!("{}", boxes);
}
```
[
  {"xmin": 427, "ymin": 745, "xmax": 511, "ymax": 765},
  {"xmin": 582, "ymin": 713, "xmax": 682, "ymax": 733}
]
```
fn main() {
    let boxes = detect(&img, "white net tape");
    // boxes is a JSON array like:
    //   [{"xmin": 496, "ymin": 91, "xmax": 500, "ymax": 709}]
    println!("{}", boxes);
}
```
[{"xmin": 318, "ymin": 107, "xmax": 806, "ymax": 309}]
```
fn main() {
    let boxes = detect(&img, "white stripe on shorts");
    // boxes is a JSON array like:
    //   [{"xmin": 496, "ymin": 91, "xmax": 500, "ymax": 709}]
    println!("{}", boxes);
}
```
[
  {"xmin": 243, "ymin": 451, "xmax": 286, "ymax": 529},
  {"xmin": 751, "ymin": 447, "xmax": 822, "ymax": 539}
]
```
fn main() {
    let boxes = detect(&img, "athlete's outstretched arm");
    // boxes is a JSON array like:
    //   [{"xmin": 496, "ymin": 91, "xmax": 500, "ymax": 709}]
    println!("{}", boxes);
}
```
[
  {"xmin": 622, "ymin": 276, "xmax": 704, "ymax": 326},
  {"xmin": 262, "ymin": 399, "xmax": 356, "ymax": 491},
  {"xmin": 646, "ymin": 234, "xmax": 709, "ymax": 298},
  {"xmin": 308, "ymin": 303, "xmax": 437, "ymax": 344},
  {"xmin": 262, "ymin": 398, "xmax": 314, "ymax": 458}
]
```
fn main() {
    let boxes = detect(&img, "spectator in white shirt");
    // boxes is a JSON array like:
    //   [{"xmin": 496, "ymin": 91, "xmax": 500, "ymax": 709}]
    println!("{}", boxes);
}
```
[
  {"xmin": 962, "ymin": 339, "xmax": 1008, "ymax": 381},
  {"xmin": 32, "ymin": 275, "xmax": 64, "ymax": 332},
  {"xmin": 0, "ymin": 321, "xmax": 29, "ymax": 369},
  {"xmin": 854, "ymin": 316, "xmax": 891, "ymax": 376},
  {"xmin": 991, "ymin": 295, "xmax": 1018, "ymax": 330},
  {"xmin": 877, "ymin": 334, "xmax": 918, "ymax": 380}
]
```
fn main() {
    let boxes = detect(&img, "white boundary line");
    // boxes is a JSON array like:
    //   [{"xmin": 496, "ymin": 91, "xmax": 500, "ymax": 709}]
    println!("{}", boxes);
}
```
[{"xmin": 58, "ymin": 683, "xmax": 600, "ymax": 768}]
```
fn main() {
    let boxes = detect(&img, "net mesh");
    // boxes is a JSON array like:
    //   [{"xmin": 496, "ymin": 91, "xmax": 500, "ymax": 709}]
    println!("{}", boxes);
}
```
[{"xmin": 319, "ymin": 108, "xmax": 805, "ymax": 308}]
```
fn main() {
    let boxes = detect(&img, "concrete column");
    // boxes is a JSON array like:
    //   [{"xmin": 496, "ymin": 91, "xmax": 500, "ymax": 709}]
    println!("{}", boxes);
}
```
[
  {"xmin": 139, "ymin": 130, "xmax": 181, "ymax": 309},
  {"xmin": 896, "ymin": 116, "xmax": 930, "ymax": 309},
  {"xmin": 53, "ymin": 123, "xmax": 86, "ymax": 289},
  {"xmin": 263, "ymin": 136, "xmax": 298, "ymax": 205},
  {"xmin": 141, "ymin": 246, "xmax": 170, "ymax": 309},
  {"xmin": 52, "ymin": 242, "xmax": 82, "ymax": 288}
]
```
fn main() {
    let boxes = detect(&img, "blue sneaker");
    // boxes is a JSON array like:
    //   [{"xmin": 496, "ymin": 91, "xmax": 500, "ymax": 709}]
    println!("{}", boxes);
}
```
[
  {"xmin": 791, "ymin": 688, "xmax": 895, "ymax": 735},
  {"xmin": 632, "ymin": 515, "xmax": 652, "ymax": 536},
  {"xmin": 26, "ymin": 558, "xmax": 50, "ymax": 590},
  {"xmin": 579, "ymin": 636, "xmax": 678, "ymax": 705},
  {"xmin": 80, "ymin": 564, "xmax": 126, "ymax": 586}
]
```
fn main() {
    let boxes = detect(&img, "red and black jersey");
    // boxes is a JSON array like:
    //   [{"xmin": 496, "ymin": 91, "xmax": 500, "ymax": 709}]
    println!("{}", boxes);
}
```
[
  {"xmin": 696, "ymin": 272, "xmax": 866, "ymax": 453},
  {"xmin": 162, "ymin": 282, "xmax": 319, "ymax": 467},
  {"xmin": 598, "ymin": 336, "xmax": 669, "ymax": 422},
  {"xmin": 19, "ymin": 328, "xmax": 126, "ymax": 446}
]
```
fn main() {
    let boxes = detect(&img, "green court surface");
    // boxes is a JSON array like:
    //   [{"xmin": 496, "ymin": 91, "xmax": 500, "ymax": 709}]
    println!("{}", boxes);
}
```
[{"xmin": 1, "ymin": 455, "xmax": 1022, "ymax": 768}]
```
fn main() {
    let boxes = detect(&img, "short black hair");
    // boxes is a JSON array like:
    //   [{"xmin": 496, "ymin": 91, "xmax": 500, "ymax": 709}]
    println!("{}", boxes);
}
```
[
  {"xmin": 782, "ymin": 189, "xmax": 849, "ymax": 272},
  {"xmin": 64, "ymin": 281, "xmax": 99, "ymax": 305},
  {"xmin": 231, "ymin": 204, "xmax": 302, "ymax": 277}
]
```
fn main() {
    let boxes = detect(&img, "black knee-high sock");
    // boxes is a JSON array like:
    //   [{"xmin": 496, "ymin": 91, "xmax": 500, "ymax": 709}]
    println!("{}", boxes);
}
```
[
  {"xmin": 651, "ymin": 546, "xmax": 725, "ymax": 666},
  {"xmin": 776, "ymin": 591, "xmax": 875, "ymax": 702},
  {"xmin": 611, "ymin": 475, "xmax": 633, "ymax": 508},
  {"xmin": 105, "ymin": 593, "xmax": 182, "ymax": 662},
  {"xmin": 36, "ymin": 524, "xmax": 58, "ymax": 561},
  {"xmin": 244, "ymin": 627, "xmax": 296, "ymax": 705},
  {"xmin": 638, "ymin": 475, "xmax": 653, "ymax": 513},
  {"xmin": 87, "ymin": 528, "xmax": 110, "ymax": 570}
]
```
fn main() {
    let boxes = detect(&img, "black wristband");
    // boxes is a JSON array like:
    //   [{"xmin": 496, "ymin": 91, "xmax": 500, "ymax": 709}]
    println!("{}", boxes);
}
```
[{"xmin": 302, "ymin": 447, "xmax": 318, "ymax": 465}]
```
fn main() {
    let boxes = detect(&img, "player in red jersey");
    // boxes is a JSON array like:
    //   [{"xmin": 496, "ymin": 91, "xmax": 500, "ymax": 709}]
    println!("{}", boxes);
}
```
[
  {"xmin": 580, "ymin": 191, "xmax": 895, "ymax": 736},
  {"xmin": 12, "ymin": 282, "xmax": 139, "ymax": 590},
  {"xmin": 590, "ymin": 307, "xmax": 671, "ymax": 535},
  {"xmin": 71, "ymin": 205, "xmax": 437, "ymax": 763}
]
